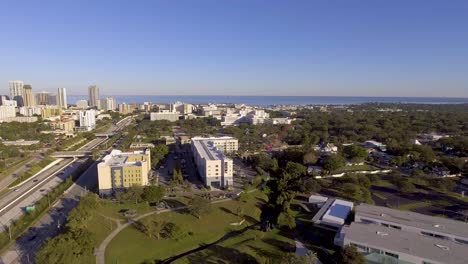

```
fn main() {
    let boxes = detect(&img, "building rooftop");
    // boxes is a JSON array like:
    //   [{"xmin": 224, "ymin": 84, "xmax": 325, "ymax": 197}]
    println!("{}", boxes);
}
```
[
  {"xmin": 322, "ymin": 199, "xmax": 354, "ymax": 225},
  {"xmin": 191, "ymin": 136, "xmax": 235, "ymax": 141},
  {"xmin": 101, "ymin": 149, "xmax": 146, "ymax": 167},
  {"xmin": 192, "ymin": 139, "xmax": 228, "ymax": 161},
  {"xmin": 343, "ymin": 222, "xmax": 468, "ymax": 264},
  {"xmin": 356, "ymin": 204, "xmax": 468, "ymax": 239}
]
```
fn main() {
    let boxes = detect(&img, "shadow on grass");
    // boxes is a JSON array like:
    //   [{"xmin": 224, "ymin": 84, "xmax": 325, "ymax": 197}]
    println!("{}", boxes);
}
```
[
  {"xmin": 183, "ymin": 245, "xmax": 258, "ymax": 264},
  {"xmin": 261, "ymin": 238, "xmax": 294, "ymax": 252}
]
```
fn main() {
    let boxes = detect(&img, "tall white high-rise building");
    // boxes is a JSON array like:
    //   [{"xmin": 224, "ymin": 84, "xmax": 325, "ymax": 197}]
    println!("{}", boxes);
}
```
[
  {"xmin": 8, "ymin": 80, "xmax": 24, "ymax": 106},
  {"xmin": 88, "ymin": 85, "xmax": 100, "ymax": 109},
  {"xmin": 57, "ymin": 88, "xmax": 68, "ymax": 109},
  {"xmin": 79, "ymin": 109, "xmax": 96, "ymax": 131}
]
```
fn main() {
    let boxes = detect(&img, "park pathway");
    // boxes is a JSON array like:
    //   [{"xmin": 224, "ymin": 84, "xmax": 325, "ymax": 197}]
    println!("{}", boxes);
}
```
[{"xmin": 95, "ymin": 198, "xmax": 235, "ymax": 264}]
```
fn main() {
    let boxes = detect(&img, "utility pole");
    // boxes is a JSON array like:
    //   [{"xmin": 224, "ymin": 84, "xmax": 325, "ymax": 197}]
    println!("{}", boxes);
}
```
[{"xmin": 8, "ymin": 223, "xmax": 12, "ymax": 241}]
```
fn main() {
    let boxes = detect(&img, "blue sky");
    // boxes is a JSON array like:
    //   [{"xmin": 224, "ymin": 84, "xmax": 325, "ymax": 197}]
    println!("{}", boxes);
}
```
[{"xmin": 0, "ymin": 0, "xmax": 467, "ymax": 97}]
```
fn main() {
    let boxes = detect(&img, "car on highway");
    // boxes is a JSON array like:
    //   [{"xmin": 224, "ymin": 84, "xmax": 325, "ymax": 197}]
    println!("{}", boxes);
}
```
[
  {"xmin": 40, "ymin": 189, "xmax": 46, "ymax": 192},
  {"xmin": 33, "ymin": 179, "xmax": 38, "ymax": 183},
  {"xmin": 14, "ymin": 189, "xmax": 19, "ymax": 192}
]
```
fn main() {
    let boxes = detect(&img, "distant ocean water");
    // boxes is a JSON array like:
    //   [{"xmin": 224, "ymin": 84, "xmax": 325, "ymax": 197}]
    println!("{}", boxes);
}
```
[{"xmin": 68, "ymin": 95, "xmax": 468, "ymax": 106}]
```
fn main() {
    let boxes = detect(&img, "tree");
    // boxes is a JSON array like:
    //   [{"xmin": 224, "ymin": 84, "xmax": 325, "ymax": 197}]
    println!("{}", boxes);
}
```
[
  {"xmin": 67, "ymin": 206, "xmax": 92, "ymax": 230},
  {"xmin": 395, "ymin": 179, "xmax": 415, "ymax": 194},
  {"xmin": 127, "ymin": 185, "xmax": 144, "ymax": 204},
  {"xmin": 151, "ymin": 144, "xmax": 169, "ymax": 168},
  {"xmin": 138, "ymin": 217, "xmax": 166, "ymax": 240},
  {"xmin": 188, "ymin": 196, "xmax": 211, "ymax": 219},
  {"xmin": 303, "ymin": 149, "xmax": 319, "ymax": 165},
  {"xmin": 343, "ymin": 145, "xmax": 368, "ymax": 162},
  {"xmin": 333, "ymin": 245, "xmax": 365, "ymax": 264},
  {"xmin": 172, "ymin": 164, "xmax": 183, "ymax": 184},
  {"xmin": 162, "ymin": 222, "xmax": 186, "ymax": 240},
  {"xmin": 142, "ymin": 185, "xmax": 166, "ymax": 204},
  {"xmin": 323, "ymin": 154, "xmax": 346, "ymax": 172},
  {"xmin": 277, "ymin": 210, "xmax": 296, "ymax": 229}
]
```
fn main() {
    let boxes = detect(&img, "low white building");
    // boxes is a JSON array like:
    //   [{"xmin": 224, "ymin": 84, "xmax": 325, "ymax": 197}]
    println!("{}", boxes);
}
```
[
  {"xmin": 19, "ymin": 106, "xmax": 42, "ymax": 116},
  {"xmin": 76, "ymin": 100, "xmax": 89, "ymax": 109},
  {"xmin": 0, "ymin": 105, "xmax": 16, "ymax": 121},
  {"xmin": 191, "ymin": 137, "xmax": 238, "ymax": 189},
  {"xmin": 335, "ymin": 204, "xmax": 468, "ymax": 264},
  {"xmin": 363, "ymin": 140, "xmax": 387, "ymax": 152},
  {"xmin": 150, "ymin": 111, "xmax": 179, "ymax": 122},
  {"xmin": 265, "ymin": 117, "xmax": 292, "ymax": 125}
]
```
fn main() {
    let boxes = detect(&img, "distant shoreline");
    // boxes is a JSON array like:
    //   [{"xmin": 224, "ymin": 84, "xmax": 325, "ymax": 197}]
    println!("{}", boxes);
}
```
[{"xmin": 66, "ymin": 95, "xmax": 468, "ymax": 106}]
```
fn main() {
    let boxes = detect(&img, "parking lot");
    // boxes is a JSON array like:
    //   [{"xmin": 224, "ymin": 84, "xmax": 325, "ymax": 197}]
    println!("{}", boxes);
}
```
[
  {"xmin": 156, "ymin": 144, "xmax": 257, "ymax": 193},
  {"xmin": 156, "ymin": 144, "xmax": 205, "ymax": 191}
]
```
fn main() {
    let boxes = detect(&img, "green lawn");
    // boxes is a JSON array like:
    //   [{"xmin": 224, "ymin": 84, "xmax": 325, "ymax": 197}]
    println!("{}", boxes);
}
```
[
  {"xmin": 174, "ymin": 228, "xmax": 293, "ymax": 264},
  {"xmin": 371, "ymin": 179, "xmax": 394, "ymax": 187},
  {"xmin": 98, "ymin": 200, "xmax": 154, "ymax": 220},
  {"xmin": 337, "ymin": 164, "xmax": 372, "ymax": 172},
  {"xmin": 105, "ymin": 192, "xmax": 269, "ymax": 264},
  {"xmin": 392, "ymin": 201, "xmax": 431, "ymax": 211}
]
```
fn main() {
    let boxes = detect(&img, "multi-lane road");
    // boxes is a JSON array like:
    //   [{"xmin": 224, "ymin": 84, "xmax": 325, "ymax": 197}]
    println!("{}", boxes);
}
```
[{"xmin": 0, "ymin": 116, "xmax": 134, "ymax": 264}]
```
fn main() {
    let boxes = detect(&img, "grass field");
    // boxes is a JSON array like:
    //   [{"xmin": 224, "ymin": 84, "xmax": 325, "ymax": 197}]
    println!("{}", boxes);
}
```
[
  {"xmin": 105, "ymin": 192, "xmax": 281, "ymax": 264},
  {"xmin": 174, "ymin": 228, "xmax": 293, "ymax": 264}
]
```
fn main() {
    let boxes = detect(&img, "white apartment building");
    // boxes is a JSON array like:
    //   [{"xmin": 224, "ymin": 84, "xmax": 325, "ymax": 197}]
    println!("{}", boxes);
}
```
[
  {"xmin": 171, "ymin": 101, "xmax": 194, "ymax": 115},
  {"xmin": 8, "ymin": 80, "xmax": 24, "ymax": 106},
  {"xmin": 57, "ymin": 88, "xmax": 68, "ymax": 109},
  {"xmin": 19, "ymin": 106, "xmax": 42, "ymax": 117},
  {"xmin": 334, "ymin": 204, "xmax": 468, "ymax": 264},
  {"xmin": 79, "ymin": 109, "xmax": 96, "ymax": 131},
  {"xmin": 101, "ymin": 97, "xmax": 116, "ymax": 111},
  {"xmin": 0, "ymin": 105, "xmax": 16, "ymax": 121},
  {"xmin": 191, "ymin": 137, "xmax": 238, "ymax": 189},
  {"xmin": 1, "ymin": 99, "xmax": 17, "ymax": 107},
  {"xmin": 246, "ymin": 110, "xmax": 270, "ymax": 124}
]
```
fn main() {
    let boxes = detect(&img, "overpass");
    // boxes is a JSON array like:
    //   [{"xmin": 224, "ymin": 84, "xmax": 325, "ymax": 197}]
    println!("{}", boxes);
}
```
[{"xmin": 51, "ymin": 151, "xmax": 93, "ymax": 158}]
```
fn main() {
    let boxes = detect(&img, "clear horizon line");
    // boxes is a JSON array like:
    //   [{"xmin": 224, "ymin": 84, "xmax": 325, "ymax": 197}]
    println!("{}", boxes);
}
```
[{"xmin": 65, "ymin": 94, "xmax": 468, "ymax": 99}]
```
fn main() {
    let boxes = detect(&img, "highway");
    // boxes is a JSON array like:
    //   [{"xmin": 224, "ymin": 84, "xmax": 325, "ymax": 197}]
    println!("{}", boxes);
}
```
[{"xmin": 0, "ymin": 116, "xmax": 133, "ymax": 264}]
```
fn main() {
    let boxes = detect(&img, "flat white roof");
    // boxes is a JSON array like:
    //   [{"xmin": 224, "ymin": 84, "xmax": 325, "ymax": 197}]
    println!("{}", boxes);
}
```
[
  {"xmin": 193, "ymin": 139, "xmax": 228, "ymax": 161},
  {"xmin": 343, "ymin": 222, "xmax": 467, "ymax": 264},
  {"xmin": 356, "ymin": 204, "xmax": 468, "ymax": 239}
]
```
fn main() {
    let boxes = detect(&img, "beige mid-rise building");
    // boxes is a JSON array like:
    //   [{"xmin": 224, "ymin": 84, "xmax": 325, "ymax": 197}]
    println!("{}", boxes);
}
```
[
  {"xmin": 191, "ymin": 137, "xmax": 238, "ymax": 189},
  {"xmin": 23, "ymin": 85, "xmax": 35, "ymax": 107},
  {"xmin": 50, "ymin": 118, "xmax": 76, "ymax": 132},
  {"xmin": 97, "ymin": 149, "xmax": 151, "ymax": 195}
]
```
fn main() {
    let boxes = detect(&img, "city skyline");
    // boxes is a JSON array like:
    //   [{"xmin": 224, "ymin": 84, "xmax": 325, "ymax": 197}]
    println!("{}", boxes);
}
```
[{"xmin": 1, "ymin": 1, "xmax": 468, "ymax": 97}]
